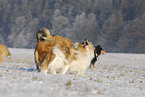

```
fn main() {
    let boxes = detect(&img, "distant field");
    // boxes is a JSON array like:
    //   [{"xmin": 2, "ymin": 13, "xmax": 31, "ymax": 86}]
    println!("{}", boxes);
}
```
[{"xmin": 0, "ymin": 48, "xmax": 145, "ymax": 97}]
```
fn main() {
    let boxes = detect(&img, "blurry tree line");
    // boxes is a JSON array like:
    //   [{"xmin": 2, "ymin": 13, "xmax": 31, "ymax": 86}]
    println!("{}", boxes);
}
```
[{"xmin": 0, "ymin": 0, "xmax": 145, "ymax": 53}]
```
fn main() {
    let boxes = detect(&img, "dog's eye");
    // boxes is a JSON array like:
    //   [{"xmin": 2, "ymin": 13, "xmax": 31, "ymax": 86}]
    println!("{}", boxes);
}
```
[
  {"xmin": 40, "ymin": 37, "xmax": 45, "ymax": 41},
  {"xmin": 42, "ymin": 34, "xmax": 47, "ymax": 37}
]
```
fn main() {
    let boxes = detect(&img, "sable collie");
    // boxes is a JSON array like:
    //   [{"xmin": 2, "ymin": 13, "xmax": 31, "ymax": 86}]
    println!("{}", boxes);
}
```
[
  {"xmin": 49, "ymin": 39, "xmax": 94, "ymax": 76},
  {"xmin": 34, "ymin": 27, "xmax": 74, "ymax": 71},
  {"xmin": 34, "ymin": 41, "xmax": 54, "ymax": 71},
  {"xmin": 90, "ymin": 45, "xmax": 106, "ymax": 69},
  {"xmin": 0, "ymin": 44, "xmax": 11, "ymax": 63}
]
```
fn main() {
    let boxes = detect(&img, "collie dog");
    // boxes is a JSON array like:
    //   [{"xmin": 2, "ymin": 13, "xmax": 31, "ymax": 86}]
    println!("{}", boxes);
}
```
[
  {"xmin": 90, "ymin": 45, "xmax": 106, "ymax": 69},
  {"xmin": 34, "ymin": 27, "xmax": 74, "ymax": 71},
  {"xmin": 48, "ymin": 39, "xmax": 94, "ymax": 76},
  {"xmin": 0, "ymin": 44, "xmax": 11, "ymax": 63},
  {"xmin": 34, "ymin": 41, "xmax": 54, "ymax": 71}
]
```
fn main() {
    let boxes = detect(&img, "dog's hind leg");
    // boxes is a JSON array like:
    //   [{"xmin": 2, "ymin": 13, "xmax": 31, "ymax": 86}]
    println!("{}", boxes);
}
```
[
  {"xmin": 0, "ymin": 56, "xmax": 3, "ymax": 63},
  {"xmin": 90, "ymin": 63, "xmax": 95, "ymax": 69},
  {"xmin": 61, "ymin": 65, "xmax": 69, "ymax": 75},
  {"xmin": 0, "ymin": 51, "xmax": 5, "ymax": 63}
]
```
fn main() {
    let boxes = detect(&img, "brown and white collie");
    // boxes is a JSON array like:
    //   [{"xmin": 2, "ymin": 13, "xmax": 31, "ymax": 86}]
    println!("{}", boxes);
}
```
[{"xmin": 48, "ymin": 39, "xmax": 94, "ymax": 76}]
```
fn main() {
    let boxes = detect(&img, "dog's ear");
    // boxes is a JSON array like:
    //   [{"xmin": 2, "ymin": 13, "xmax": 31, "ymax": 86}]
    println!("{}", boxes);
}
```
[
  {"xmin": 36, "ymin": 32, "xmax": 42, "ymax": 42},
  {"xmin": 84, "ymin": 39, "xmax": 88, "ymax": 46},
  {"xmin": 85, "ymin": 39, "xmax": 89, "ymax": 45},
  {"xmin": 82, "ymin": 39, "xmax": 89, "ymax": 48}
]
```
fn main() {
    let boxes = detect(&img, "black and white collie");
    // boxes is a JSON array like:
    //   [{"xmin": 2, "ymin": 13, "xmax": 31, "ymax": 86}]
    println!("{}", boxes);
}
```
[{"xmin": 90, "ymin": 45, "xmax": 105, "ymax": 69}]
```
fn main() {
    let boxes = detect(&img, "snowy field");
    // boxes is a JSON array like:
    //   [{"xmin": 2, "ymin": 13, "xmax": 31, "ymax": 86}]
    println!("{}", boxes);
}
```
[{"xmin": 0, "ymin": 48, "xmax": 145, "ymax": 97}]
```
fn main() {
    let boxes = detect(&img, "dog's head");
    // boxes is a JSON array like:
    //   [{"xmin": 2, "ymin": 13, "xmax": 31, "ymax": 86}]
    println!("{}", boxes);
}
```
[
  {"xmin": 36, "ymin": 27, "xmax": 51, "ymax": 42},
  {"xmin": 76, "ymin": 39, "xmax": 94, "ymax": 53},
  {"xmin": 95, "ymin": 45, "xmax": 106, "ymax": 56}
]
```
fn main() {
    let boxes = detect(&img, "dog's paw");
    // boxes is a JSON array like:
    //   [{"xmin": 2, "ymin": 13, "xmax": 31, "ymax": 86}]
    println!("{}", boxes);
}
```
[
  {"xmin": 41, "ymin": 69, "xmax": 48, "ymax": 74},
  {"xmin": 50, "ymin": 70, "xmax": 56, "ymax": 75}
]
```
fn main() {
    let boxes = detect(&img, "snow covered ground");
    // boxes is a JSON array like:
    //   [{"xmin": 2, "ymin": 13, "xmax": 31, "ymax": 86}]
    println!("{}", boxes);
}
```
[{"xmin": 0, "ymin": 48, "xmax": 145, "ymax": 97}]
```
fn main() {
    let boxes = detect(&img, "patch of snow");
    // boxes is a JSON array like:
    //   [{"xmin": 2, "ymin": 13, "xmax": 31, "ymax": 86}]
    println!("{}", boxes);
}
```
[{"xmin": 0, "ymin": 48, "xmax": 144, "ymax": 97}]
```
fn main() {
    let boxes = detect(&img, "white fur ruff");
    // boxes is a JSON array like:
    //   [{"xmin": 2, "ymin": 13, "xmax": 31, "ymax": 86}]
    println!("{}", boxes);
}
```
[{"xmin": 48, "ymin": 46, "xmax": 65, "ymax": 74}]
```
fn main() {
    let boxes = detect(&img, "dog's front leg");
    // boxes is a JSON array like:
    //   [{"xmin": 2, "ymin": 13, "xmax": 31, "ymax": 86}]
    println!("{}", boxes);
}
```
[
  {"xmin": 61, "ymin": 65, "xmax": 69, "ymax": 75},
  {"xmin": 50, "ymin": 69, "xmax": 56, "ymax": 74},
  {"xmin": 40, "ymin": 59, "xmax": 49, "ymax": 74},
  {"xmin": 34, "ymin": 50, "xmax": 40, "ymax": 71},
  {"xmin": 78, "ymin": 69, "xmax": 85, "ymax": 76}
]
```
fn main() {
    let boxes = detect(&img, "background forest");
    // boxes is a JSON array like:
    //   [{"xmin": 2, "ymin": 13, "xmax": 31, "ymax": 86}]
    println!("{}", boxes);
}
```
[{"xmin": 0, "ymin": 0, "xmax": 145, "ymax": 53}]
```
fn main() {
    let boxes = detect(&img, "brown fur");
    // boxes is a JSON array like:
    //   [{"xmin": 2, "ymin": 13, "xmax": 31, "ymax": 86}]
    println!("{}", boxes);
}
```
[
  {"xmin": 34, "ymin": 41, "xmax": 54, "ymax": 71},
  {"xmin": 0, "ymin": 44, "xmax": 11, "ymax": 63},
  {"xmin": 34, "ymin": 27, "xmax": 74, "ymax": 71}
]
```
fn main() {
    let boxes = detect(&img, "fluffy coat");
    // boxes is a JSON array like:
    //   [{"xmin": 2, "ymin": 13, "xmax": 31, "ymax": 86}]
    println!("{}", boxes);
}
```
[
  {"xmin": 51, "ymin": 40, "xmax": 94, "ymax": 76},
  {"xmin": 0, "ymin": 44, "xmax": 11, "ymax": 63}
]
